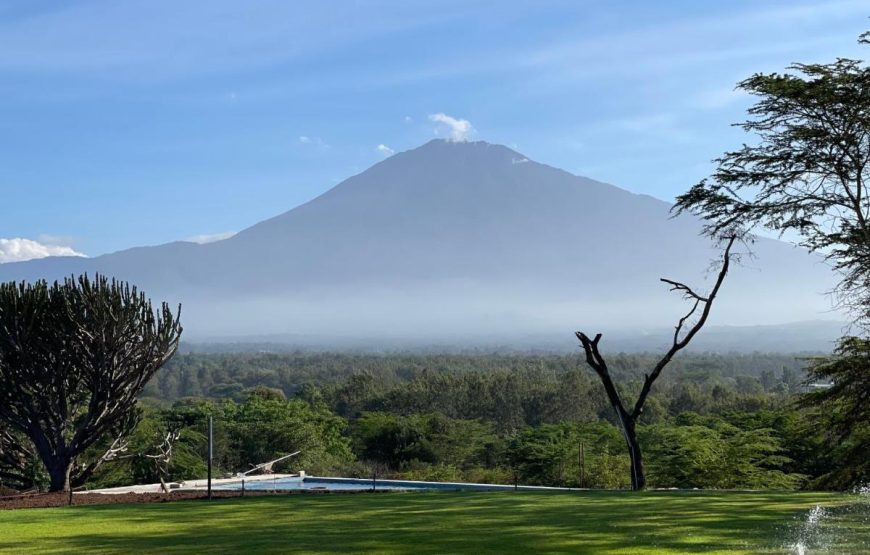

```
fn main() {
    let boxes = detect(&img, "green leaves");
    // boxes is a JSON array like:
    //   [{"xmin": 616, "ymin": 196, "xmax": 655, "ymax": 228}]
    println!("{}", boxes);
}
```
[
  {"xmin": 642, "ymin": 420, "xmax": 804, "ymax": 490},
  {"xmin": 507, "ymin": 422, "xmax": 629, "ymax": 488},
  {"xmin": 351, "ymin": 412, "xmax": 496, "ymax": 472},
  {"xmin": 168, "ymin": 394, "xmax": 354, "ymax": 478},
  {"xmin": 799, "ymin": 337, "xmax": 870, "ymax": 488}
]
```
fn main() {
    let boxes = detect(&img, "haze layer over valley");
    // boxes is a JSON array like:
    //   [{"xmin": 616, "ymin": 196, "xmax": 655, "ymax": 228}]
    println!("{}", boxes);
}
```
[{"xmin": 0, "ymin": 140, "xmax": 837, "ymax": 349}]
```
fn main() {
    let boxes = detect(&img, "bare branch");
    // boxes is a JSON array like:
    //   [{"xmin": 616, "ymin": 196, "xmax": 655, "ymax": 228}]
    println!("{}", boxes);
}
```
[
  {"xmin": 659, "ymin": 279, "xmax": 708, "ymax": 302},
  {"xmin": 574, "ymin": 332, "xmax": 631, "ymax": 420},
  {"xmin": 631, "ymin": 235, "xmax": 736, "ymax": 418}
]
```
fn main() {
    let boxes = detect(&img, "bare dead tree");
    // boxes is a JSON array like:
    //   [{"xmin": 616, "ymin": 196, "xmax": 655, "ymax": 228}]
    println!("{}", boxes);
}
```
[
  {"xmin": 103, "ymin": 429, "xmax": 181, "ymax": 492},
  {"xmin": 576, "ymin": 235, "xmax": 736, "ymax": 490},
  {"xmin": 73, "ymin": 435, "xmax": 132, "ymax": 488},
  {"xmin": 148, "ymin": 430, "xmax": 181, "ymax": 492}
]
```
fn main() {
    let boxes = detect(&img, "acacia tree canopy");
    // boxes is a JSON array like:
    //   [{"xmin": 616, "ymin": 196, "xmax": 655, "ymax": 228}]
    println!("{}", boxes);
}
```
[
  {"xmin": 675, "ymin": 32, "xmax": 870, "ymax": 489},
  {"xmin": 674, "ymin": 35, "xmax": 870, "ymax": 326},
  {"xmin": 0, "ymin": 275, "xmax": 181, "ymax": 491},
  {"xmin": 800, "ymin": 336, "xmax": 870, "ymax": 488}
]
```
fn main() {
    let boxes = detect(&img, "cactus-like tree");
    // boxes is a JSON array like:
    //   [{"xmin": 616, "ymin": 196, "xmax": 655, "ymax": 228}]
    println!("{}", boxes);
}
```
[{"xmin": 0, "ymin": 275, "xmax": 181, "ymax": 491}]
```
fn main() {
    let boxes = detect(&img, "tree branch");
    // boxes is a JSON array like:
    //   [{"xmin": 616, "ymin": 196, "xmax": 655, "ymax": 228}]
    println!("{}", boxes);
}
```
[{"xmin": 631, "ymin": 235, "xmax": 736, "ymax": 418}]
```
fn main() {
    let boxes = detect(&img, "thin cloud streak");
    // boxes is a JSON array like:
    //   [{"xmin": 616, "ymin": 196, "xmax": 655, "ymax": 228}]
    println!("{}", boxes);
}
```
[
  {"xmin": 185, "ymin": 231, "xmax": 237, "ymax": 244},
  {"xmin": 376, "ymin": 144, "xmax": 395, "ymax": 156}
]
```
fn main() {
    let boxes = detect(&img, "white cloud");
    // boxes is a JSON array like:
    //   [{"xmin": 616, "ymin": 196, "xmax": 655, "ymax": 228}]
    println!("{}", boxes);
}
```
[
  {"xmin": 298, "ymin": 135, "xmax": 330, "ymax": 150},
  {"xmin": 0, "ymin": 238, "xmax": 87, "ymax": 263},
  {"xmin": 186, "ymin": 231, "xmax": 237, "ymax": 244},
  {"xmin": 403, "ymin": 116, "xmax": 413, "ymax": 123},
  {"xmin": 428, "ymin": 113, "xmax": 475, "ymax": 142},
  {"xmin": 375, "ymin": 144, "xmax": 395, "ymax": 156}
]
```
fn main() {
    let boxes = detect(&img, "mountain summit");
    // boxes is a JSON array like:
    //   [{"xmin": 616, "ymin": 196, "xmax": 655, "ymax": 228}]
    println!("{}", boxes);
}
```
[{"xmin": 0, "ymin": 140, "xmax": 835, "ymax": 343}]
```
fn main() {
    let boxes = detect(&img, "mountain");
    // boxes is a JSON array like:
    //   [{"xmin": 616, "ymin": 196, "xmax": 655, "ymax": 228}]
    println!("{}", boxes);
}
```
[{"xmin": 0, "ymin": 140, "xmax": 838, "ymax": 348}]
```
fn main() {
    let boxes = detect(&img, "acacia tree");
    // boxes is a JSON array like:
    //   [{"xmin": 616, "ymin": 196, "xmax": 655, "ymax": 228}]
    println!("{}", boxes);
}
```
[
  {"xmin": 799, "ymin": 337, "xmax": 870, "ymax": 487},
  {"xmin": 674, "ymin": 32, "xmax": 870, "ymax": 327},
  {"xmin": 0, "ymin": 275, "xmax": 181, "ymax": 491},
  {"xmin": 673, "ymin": 32, "xmax": 870, "ymax": 488},
  {"xmin": 577, "ymin": 236, "xmax": 734, "ymax": 490}
]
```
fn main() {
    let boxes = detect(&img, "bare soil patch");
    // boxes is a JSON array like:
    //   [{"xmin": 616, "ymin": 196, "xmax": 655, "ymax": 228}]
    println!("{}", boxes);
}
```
[{"xmin": 0, "ymin": 488, "xmax": 381, "ymax": 510}]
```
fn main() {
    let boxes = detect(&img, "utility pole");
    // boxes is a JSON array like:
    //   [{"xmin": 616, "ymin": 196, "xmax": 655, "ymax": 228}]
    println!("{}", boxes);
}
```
[{"xmin": 207, "ymin": 415, "xmax": 213, "ymax": 500}]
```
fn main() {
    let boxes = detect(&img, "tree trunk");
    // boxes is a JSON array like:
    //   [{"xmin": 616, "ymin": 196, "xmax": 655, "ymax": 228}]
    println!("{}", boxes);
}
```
[
  {"xmin": 46, "ymin": 458, "xmax": 72, "ymax": 492},
  {"xmin": 620, "ymin": 417, "xmax": 645, "ymax": 491},
  {"xmin": 29, "ymin": 428, "xmax": 73, "ymax": 492}
]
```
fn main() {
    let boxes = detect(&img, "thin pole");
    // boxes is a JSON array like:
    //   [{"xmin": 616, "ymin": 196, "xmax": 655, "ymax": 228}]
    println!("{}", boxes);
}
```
[
  {"xmin": 207, "ymin": 415, "xmax": 213, "ymax": 500},
  {"xmin": 579, "ymin": 442, "xmax": 585, "ymax": 489}
]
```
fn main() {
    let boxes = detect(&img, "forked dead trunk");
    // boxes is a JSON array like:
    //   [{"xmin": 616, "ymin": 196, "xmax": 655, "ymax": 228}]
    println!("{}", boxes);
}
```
[
  {"xmin": 576, "ymin": 237, "xmax": 734, "ymax": 492},
  {"xmin": 619, "ymin": 417, "xmax": 645, "ymax": 491}
]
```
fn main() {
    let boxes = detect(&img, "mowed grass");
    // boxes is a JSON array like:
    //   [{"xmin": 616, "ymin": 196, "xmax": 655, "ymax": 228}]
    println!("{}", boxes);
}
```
[{"xmin": 0, "ymin": 490, "xmax": 863, "ymax": 554}]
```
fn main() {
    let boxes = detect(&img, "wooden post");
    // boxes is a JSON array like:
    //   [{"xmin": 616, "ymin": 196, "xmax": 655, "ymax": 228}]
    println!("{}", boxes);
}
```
[
  {"xmin": 207, "ymin": 415, "xmax": 213, "ymax": 500},
  {"xmin": 579, "ymin": 442, "xmax": 585, "ymax": 489}
]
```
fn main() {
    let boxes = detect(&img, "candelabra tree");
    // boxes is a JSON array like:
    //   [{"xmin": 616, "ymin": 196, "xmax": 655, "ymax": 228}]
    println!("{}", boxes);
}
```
[{"xmin": 0, "ymin": 275, "xmax": 181, "ymax": 491}]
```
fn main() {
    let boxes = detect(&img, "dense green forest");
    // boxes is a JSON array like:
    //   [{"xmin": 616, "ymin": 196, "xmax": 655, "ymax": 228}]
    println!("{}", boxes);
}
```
[
  {"xmin": 146, "ymin": 351, "xmax": 808, "ymax": 406},
  {"xmin": 54, "ymin": 350, "xmax": 859, "ymax": 493}
]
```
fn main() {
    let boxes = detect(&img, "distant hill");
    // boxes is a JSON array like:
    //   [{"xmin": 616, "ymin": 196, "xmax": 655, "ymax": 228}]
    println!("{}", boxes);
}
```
[
  {"xmin": 178, "ymin": 320, "xmax": 844, "ymax": 354},
  {"xmin": 0, "ymin": 140, "xmax": 838, "ymax": 349}
]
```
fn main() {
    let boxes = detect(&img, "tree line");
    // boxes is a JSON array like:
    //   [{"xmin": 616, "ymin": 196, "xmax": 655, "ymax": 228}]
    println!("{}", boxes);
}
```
[
  {"xmin": 44, "ymin": 351, "xmax": 857, "ymax": 492},
  {"xmin": 147, "ymin": 351, "xmax": 808, "ymax": 405}
]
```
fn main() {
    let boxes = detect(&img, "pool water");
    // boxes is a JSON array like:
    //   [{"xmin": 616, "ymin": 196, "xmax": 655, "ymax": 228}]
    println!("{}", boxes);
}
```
[{"xmin": 214, "ymin": 476, "xmax": 570, "ymax": 493}]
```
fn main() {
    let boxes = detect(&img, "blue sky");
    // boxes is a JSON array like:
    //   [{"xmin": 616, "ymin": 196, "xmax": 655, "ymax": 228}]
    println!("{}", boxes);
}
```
[{"xmin": 1, "ymin": 0, "xmax": 867, "ymax": 259}]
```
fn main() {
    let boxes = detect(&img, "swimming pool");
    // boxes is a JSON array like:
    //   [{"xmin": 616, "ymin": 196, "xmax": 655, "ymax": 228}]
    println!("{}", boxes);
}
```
[{"xmin": 213, "ymin": 476, "xmax": 571, "ymax": 493}]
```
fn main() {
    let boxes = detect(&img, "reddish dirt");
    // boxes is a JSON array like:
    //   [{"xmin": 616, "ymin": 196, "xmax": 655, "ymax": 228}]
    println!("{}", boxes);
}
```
[{"xmin": 0, "ymin": 488, "xmax": 386, "ymax": 510}]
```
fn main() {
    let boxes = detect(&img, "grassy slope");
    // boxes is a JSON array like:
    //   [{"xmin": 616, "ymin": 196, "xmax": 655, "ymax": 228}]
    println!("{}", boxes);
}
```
[{"xmin": 0, "ymin": 491, "xmax": 861, "ymax": 554}]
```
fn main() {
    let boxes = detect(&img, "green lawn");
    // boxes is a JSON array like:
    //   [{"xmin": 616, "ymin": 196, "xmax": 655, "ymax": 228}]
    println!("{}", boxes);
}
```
[{"xmin": 0, "ymin": 491, "xmax": 865, "ymax": 554}]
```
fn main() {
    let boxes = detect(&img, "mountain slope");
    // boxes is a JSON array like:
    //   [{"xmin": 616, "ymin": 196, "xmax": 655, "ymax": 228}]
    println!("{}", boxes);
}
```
[{"xmin": 0, "ymin": 140, "xmax": 836, "ymax": 342}]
